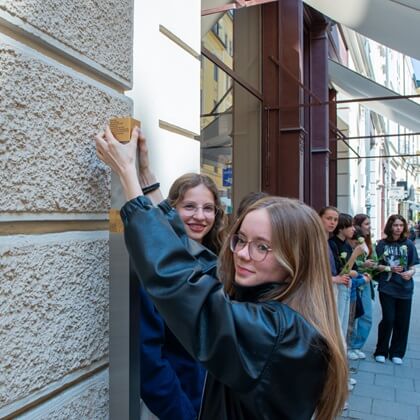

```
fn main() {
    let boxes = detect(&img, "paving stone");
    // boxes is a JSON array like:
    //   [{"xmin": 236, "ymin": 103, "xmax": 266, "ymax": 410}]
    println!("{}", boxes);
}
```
[
  {"xmin": 346, "ymin": 411, "xmax": 394, "ymax": 420},
  {"xmin": 353, "ymin": 370, "xmax": 375, "ymax": 385},
  {"xmin": 352, "ymin": 382, "xmax": 395, "ymax": 401},
  {"xmin": 408, "ymin": 343, "xmax": 420, "ymax": 352},
  {"xmin": 372, "ymin": 399, "xmax": 418, "ymax": 420},
  {"xmin": 375, "ymin": 373, "xmax": 415, "ymax": 391},
  {"xmin": 393, "ymin": 366, "xmax": 420, "ymax": 380},
  {"xmin": 415, "ymin": 379, "xmax": 420, "ymax": 392},
  {"xmin": 395, "ymin": 388, "xmax": 420, "ymax": 405},
  {"xmin": 412, "ymin": 359, "xmax": 420, "ymax": 369},
  {"xmin": 348, "ymin": 394, "xmax": 372, "ymax": 413},
  {"xmin": 358, "ymin": 360, "xmax": 395, "ymax": 375},
  {"xmin": 405, "ymin": 350, "xmax": 420, "ymax": 359}
]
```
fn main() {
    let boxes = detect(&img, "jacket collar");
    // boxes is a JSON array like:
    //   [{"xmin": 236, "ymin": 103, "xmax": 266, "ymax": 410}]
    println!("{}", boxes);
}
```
[{"xmin": 232, "ymin": 282, "xmax": 281, "ymax": 303}]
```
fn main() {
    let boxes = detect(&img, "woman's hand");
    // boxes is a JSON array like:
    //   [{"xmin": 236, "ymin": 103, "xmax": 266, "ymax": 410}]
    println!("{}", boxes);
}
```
[
  {"xmin": 400, "ymin": 270, "xmax": 415, "ymax": 281},
  {"xmin": 137, "ymin": 130, "xmax": 158, "ymax": 186},
  {"xmin": 95, "ymin": 125, "xmax": 138, "ymax": 176},
  {"xmin": 363, "ymin": 259, "xmax": 376, "ymax": 268},
  {"xmin": 363, "ymin": 273, "xmax": 372, "ymax": 283},
  {"xmin": 333, "ymin": 274, "xmax": 351, "ymax": 287},
  {"xmin": 352, "ymin": 244, "xmax": 366, "ymax": 258},
  {"xmin": 95, "ymin": 126, "xmax": 142, "ymax": 201},
  {"xmin": 391, "ymin": 265, "xmax": 404, "ymax": 273}
]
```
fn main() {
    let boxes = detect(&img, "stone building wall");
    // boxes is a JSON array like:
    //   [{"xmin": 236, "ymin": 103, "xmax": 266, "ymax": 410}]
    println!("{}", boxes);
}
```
[{"xmin": 0, "ymin": 1, "xmax": 134, "ymax": 418}]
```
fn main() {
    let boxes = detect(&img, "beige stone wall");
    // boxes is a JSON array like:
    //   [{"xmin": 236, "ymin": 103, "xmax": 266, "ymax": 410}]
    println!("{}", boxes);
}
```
[{"xmin": 0, "ymin": 0, "xmax": 133, "ymax": 417}]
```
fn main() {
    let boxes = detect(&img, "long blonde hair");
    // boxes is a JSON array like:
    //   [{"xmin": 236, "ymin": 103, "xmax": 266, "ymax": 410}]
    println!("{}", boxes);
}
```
[{"xmin": 219, "ymin": 196, "xmax": 348, "ymax": 419}]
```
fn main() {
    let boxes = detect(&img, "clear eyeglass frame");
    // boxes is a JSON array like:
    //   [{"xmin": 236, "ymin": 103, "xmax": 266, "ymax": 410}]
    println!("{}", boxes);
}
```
[{"xmin": 229, "ymin": 234, "xmax": 272, "ymax": 262}]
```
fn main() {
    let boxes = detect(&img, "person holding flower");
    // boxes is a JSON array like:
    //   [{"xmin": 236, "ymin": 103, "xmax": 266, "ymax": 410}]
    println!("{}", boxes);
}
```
[
  {"xmin": 328, "ymin": 214, "xmax": 365, "ymax": 340},
  {"xmin": 346, "ymin": 227, "xmax": 372, "ymax": 359},
  {"xmin": 348, "ymin": 214, "xmax": 376, "ymax": 360},
  {"xmin": 319, "ymin": 207, "xmax": 351, "ymax": 290},
  {"xmin": 374, "ymin": 214, "xmax": 419, "ymax": 365}
]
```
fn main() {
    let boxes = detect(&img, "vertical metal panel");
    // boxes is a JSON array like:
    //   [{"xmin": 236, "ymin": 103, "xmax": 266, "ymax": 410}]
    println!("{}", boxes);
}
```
[
  {"xmin": 329, "ymin": 88, "xmax": 338, "ymax": 206},
  {"xmin": 109, "ymin": 174, "xmax": 140, "ymax": 419}
]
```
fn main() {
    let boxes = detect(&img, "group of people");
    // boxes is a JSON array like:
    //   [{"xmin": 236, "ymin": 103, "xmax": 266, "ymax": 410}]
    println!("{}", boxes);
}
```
[
  {"xmin": 95, "ymin": 125, "xmax": 418, "ymax": 419},
  {"xmin": 319, "ymin": 207, "xmax": 418, "ymax": 369}
]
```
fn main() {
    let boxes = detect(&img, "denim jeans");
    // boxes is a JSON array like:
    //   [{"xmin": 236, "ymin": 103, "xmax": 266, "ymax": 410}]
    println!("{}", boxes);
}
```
[
  {"xmin": 350, "ymin": 283, "xmax": 373, "ymax": 350},
  {"xmin": 336, "ymin": 284, "xmax": 351, "ymax": 340}
]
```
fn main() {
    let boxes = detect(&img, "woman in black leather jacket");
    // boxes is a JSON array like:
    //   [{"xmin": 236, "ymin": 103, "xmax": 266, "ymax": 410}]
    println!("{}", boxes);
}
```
[{"xmin": 95, "ymin": 126, "xmax": 348, "ymax": 419}]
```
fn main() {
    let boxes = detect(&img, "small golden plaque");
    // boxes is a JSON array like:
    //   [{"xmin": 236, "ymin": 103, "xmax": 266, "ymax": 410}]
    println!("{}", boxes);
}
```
[
  {"xmin": 109, "ymin": 208, "xmax": 124, "ymax": 233},
  {"xmin": 109, "ymin": 117, "xmax": 141, "ymax": 142}
]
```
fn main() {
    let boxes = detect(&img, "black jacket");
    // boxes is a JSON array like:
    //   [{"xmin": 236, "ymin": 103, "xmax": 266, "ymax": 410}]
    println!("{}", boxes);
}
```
[{"xmin": 121, "ymin": 196, "xmax": 329, "ymax": 420}]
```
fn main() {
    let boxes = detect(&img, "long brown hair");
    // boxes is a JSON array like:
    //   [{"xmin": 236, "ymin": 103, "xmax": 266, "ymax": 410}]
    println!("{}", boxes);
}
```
[
  {"xmin": 383, "ymin": 214, "xmax": 408, "ymax": 241},
  {"xmin": 219, "ymin": 196, "xmax": 348, "ymax": 419},
  {"xmin": 168, "ymin": 173, "xmax": 226, "ymax": 254},
  {"xmin": 353, "ymin": 213, "xmax": 373, "ymax": 256}
]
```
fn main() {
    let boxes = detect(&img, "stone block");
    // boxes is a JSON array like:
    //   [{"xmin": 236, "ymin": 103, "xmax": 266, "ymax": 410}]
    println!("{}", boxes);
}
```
[
  {"xmin": 0, "ymin": 37, "xmax": 131, "ymax": 214},
  {"xmin": 348, "ymin": 394, "xmax": 372, "ymax": 413},
  {"xmin": 372, "ymin": 399, "xmax": 418, "ymax": 420},
  {"xmin": 353, "ymin": 370, "xmax": 375, "ymax": 385},
  {"xmin": 0, "ymin": 232, "xmax": 109, "ymax": 408},
  {"xmin": 395, "ymin": 388, "xmax": 420, "ymax": 406},
  {"xmin": 375, "ymin": 373, "xmax": 414, "ymax": 391},
  {"xmin": 17, "ymin": 370, "xmax": 109, "ymax": 420},
  {"xmin": 352, "ymin": 382, "xmax": 395, "ymax": 402},
  {"xmin": 0, "ymin": 0, "xmax": 133, "ymax": 82}
]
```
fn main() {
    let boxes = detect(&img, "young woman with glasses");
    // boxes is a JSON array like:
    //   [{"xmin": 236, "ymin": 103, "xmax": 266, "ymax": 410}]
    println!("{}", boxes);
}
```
[
  {"xmin": 95, "ymin": 126, "xmax": 348, "ymax": 419},
  {"xmin": 121, "ymin": 130, "xmax": 226, "ymax": 420}
]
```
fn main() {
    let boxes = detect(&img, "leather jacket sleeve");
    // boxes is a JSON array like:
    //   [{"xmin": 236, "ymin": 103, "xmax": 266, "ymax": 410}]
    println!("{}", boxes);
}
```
[{"xmin": 121, "ymin": 196, "xmax": 291, "ymax": 392}]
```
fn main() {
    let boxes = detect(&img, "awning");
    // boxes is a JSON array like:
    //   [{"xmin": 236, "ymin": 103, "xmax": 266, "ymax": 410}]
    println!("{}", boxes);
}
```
[
  {"xmin": 329, "ymin": 59, "xmax": 420, "ymax": 132},
  {"xmin": 303, "ymin": 0, "xmax": 420, "ymax": 60}
]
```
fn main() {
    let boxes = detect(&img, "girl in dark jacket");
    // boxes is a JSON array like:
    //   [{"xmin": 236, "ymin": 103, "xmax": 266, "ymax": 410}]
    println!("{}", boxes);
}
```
[
  {"xmin": 95, "ymin": 126, "xmax": 348, "ymax": 419},
  {"xmin": 374, "ymin": 215, "xmax": 419, "ymax": 365},
  {"xmin": 135, "ymin": 134, "xmax": 226, "ymax": 420}
]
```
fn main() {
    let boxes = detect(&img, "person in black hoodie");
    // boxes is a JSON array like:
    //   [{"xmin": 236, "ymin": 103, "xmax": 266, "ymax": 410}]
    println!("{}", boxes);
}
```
[
  {"xmin": 95, "ymin": 126, "xmax": 348, "ymax": 419},
  {"xmin": 373, "ymin": 214, "xmax": 419, "ymax": 365}
]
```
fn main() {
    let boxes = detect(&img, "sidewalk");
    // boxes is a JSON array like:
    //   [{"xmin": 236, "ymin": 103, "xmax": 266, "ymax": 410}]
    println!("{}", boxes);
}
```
[{"xmin": 341, "ymin": 242, "xmax": 420, "ymax": 420}]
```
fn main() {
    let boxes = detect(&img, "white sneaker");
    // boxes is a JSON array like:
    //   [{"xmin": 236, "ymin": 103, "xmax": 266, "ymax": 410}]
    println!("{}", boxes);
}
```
[
  {"xmin": 375, "ymin": 355, "xmax": 386, "ymax": 363},
  {"xmin": 343, "ymin": 401, "xmax": 349, "ymax": 411},
  {"xmin": 348, "ymin": 382, "xmax": 354, "ymax": 391},
  {"xmin": 354, "ymin": 349, "xmax": 366, "ymax": 359},
  {"xmin": 392, "ymin": 357, "xmax": 403, "ymax": 365},
  {"xmin": 348, "ymin": 350, "xmax": 359, "ymax": 360},
  {"xmin": 349, "ymin": 377, "xmax": 357, "ymax": 385}
]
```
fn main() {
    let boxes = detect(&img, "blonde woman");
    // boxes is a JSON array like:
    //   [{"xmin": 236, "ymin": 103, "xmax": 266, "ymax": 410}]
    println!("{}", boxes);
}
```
[{"xmin": 95, "ymin": 127, "xmax": 348, "ymax": 419}]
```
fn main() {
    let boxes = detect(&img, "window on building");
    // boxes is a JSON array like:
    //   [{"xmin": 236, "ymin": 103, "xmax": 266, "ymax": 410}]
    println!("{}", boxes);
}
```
[{"xmin": 201, "ymin": 7, "xmax": 262, "ymax": 214}]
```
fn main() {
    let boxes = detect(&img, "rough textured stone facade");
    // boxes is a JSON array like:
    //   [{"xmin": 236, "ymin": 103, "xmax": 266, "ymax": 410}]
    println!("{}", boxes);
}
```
[
  {"xmin": 18, "ymin": 370, "xmax": 109, "ymax": 420},
  {"xmin": 0, "ymin": 0, "xmax": 133, "ymax": 82},
  {"xmin": 0, "ymin": 233, "xmax": 109, "ymax": 407},
  {"xmin": 0, "ymin": 39, "xmax": 131, "ymax": 214}
]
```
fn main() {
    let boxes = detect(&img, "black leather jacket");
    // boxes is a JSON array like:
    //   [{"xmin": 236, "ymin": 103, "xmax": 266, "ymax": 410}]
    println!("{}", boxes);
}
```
[{"xmin": 121, "ymin": 196, "xmax": 328, "ymax": 420}]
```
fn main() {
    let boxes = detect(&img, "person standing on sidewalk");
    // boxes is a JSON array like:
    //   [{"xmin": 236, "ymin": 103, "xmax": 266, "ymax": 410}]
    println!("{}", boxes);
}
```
[
  {"xmin": 328, "ymin": 213, "xmax": 365, "ymax": 341},
  {"xmin": 348, "ymin": 214, "xmax": 376, "ymax": 361},
  {"xmin": 374, "ymin": 214, "xmax": 419, "ymax": 365}
]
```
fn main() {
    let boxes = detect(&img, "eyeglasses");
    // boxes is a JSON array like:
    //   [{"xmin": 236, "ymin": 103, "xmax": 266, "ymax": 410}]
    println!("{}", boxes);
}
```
[
  {"xmin": 180, "ymin": 203, "xmax": 218, "ymax": 216},
  {"xmin": 230, "ymin": 234, "xmax": 272, "ymax": 262}
]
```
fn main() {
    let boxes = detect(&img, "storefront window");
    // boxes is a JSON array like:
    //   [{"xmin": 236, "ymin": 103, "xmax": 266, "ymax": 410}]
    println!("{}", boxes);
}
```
[{"xmin": 201, "ymin": 7, "xmax": 262, "ymax": 214}]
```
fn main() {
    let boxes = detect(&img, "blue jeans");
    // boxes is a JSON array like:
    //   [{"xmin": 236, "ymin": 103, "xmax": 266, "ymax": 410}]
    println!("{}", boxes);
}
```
[
  {"xmin": 336, "ymin": 284, "xmax": 350, "ymax": 339},
  {"xmin": 350, "ymin": 283, "xmax": 373, "ymax": 350}
]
